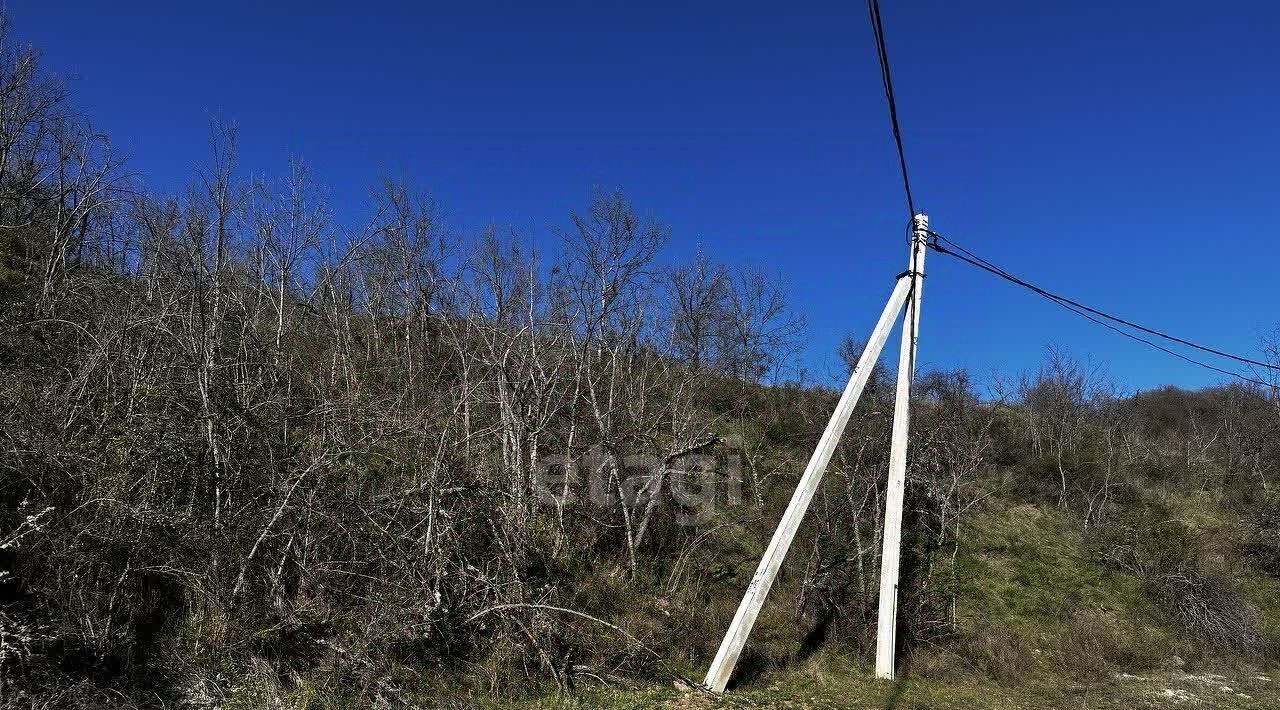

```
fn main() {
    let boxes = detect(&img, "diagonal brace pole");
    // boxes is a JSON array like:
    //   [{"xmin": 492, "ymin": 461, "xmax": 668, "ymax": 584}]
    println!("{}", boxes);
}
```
[{"xmin": 703, "ymin": 273, "xmax": 915, "ymax": 693}]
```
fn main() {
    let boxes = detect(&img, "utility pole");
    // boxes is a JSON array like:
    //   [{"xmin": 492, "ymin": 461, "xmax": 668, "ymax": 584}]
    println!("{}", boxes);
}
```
[
  {"xmin": 874, "ymin": 212, "xmax": 928, "ymax": 679},
  {"xmin": 703, "ymin": 214, "xmax": 930, "ymax": 692}
]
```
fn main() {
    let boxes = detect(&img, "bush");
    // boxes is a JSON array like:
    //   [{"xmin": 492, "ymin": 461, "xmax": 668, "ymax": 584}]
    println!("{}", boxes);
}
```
[
  {"xmin": 1244, "ymin": 492, "xmax": 1280, "ymax": 576},
  {"xmin": 1092, "ymin": 502, "xmax": 1263, "ymax": 656},
  {"xmin": 956, "ymin": 629, "xmax": 1033, "ymax": 684},
  {"xmin": 1150, "ymin": 571, "xmax": 1262, "ymax": 654},
  {"xmin": 1056, "ymin": 610, "xmax": 1169, "ymax": 681}
]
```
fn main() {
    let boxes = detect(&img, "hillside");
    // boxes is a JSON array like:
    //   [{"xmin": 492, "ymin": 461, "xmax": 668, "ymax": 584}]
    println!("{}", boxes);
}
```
[{"xmin": 2, "ymin": 16, "xmax": 1280, "ymax": 710}]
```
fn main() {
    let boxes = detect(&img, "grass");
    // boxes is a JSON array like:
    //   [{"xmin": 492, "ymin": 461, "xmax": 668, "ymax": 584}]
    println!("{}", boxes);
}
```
[
  {"xmin": 505, "ymin": 651, "xmax": 1280, "ymax": 709},
  {"xmin": 958, "ymin": 503, "xmax": 1151, "ymax": 630}
]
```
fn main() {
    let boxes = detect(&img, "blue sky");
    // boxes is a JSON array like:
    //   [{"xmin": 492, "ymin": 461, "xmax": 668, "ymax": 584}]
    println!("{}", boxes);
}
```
[{"xmin": 12, "ymin": 1, "xmax": 1280, "ymax": 392}]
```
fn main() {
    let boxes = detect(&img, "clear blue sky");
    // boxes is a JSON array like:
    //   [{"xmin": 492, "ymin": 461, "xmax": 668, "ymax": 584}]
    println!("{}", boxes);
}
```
[{"xmin": 12, "ymin": 1, "xmax": 1279, "ymax": 392}]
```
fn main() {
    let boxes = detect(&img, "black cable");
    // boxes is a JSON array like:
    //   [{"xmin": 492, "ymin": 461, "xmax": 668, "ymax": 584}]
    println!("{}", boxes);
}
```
[
  {"xmin": 1040, "ymin": 282, "xmax": 1275, "ymax": 388},
  {"xmin": 867, "ymin": 0, "xmax": 916, "ymax": 219},
  {"xmin": 929, "ymin": 231, "xmax": 1280, "ymax": 373},
  {"xmin": 927, "ymin": 231, "xmax": 1279, "ymax": 388}
]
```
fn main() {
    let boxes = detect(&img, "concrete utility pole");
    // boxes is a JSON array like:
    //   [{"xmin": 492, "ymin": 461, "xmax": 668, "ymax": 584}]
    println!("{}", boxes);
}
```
[
  {"xmin": 874, "ymin": 212, "xmax": 929, "ymax": 679},
  {"xmin": 702, "ymin": 233, "xmax": 924, "ymax": 692}
]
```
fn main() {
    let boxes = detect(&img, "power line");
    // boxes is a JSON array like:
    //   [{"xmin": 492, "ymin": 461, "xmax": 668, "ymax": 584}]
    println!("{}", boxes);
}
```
[
  {"xmin": 867, "ymin": 0, "xmax": 916, "ymax": 219},
  {"xmin": 927, "ymin": 231, "xmax": 1279, "ymax": 388},
  {"xmin": 931, "ymin": 231, "xmax": 1280, "ymax": 372}
]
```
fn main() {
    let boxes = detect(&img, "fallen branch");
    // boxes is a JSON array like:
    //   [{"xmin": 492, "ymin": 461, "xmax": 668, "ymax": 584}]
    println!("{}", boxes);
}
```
[
  {"xmin": 464, "ymin": 602, "xmax": 708, "ymax": 691},
  {"xmin": 466, "ymin": 602, "xmax": 660, "ymax": 659}
]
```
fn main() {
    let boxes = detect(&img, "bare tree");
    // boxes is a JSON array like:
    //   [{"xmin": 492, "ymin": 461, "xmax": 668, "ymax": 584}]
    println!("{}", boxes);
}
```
[
  {"xmin": 666, "ymin": 248, "xmax": 728, "ymax": 369},
  {"xmin": 251, "ymin": 156, "xmax": 327, "ymax": 360},
  {"xmin": 1019, "ymin": 345, "xmax": 1107, "ymax": 510},
  {"xmin": 718, "ymin": 266, "xmax": 804, "ymax": 381}
]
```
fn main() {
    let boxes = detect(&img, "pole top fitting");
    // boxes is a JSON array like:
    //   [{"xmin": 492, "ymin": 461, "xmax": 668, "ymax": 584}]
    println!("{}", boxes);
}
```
[{"xmin": 911, "ymin": 213, "xmax": 929, "ymax": 239}]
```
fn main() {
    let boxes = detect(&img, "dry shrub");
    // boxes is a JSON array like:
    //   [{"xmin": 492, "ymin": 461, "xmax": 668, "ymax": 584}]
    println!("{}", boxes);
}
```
[
  {"xmin": 956, "ymin": 629, "xmax": 1033, "ymax": 684},
  {"xmin": 1244, "ymin": 492, "xmax": 1280, "ymax": 576},
  {"xmin": 1056, "ymin": 610, "xmax": 1167, "ymax": 681},
  {"xmin": 1150, "ymin": 571, "xmax": 1261, "ymax": 654},
  {"xmin": 906, "ymin": 646, "xmax": 966, "ymax": 681},
  {"xmin": 1094, "ymin": 506, "xmax": 1262, "ymax": 658}
]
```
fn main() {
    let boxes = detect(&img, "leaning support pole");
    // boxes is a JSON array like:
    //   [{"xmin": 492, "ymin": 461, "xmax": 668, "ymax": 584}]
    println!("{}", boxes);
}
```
[
  {"xmin": 874, "ymin": 212, "xmax": 929, "ymax": 680},
  {"xmin": 703, "ymin": 274, "xmax": 914, "ymax": 693}
]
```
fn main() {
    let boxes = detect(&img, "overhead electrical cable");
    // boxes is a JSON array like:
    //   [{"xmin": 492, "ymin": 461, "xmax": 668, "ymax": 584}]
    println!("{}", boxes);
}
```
[
  {"xmin": 867, "ymin": 0, "xmax": 916, "ymax": 219},
  {"xmin": 927, "ymin": 231, "xmax": 1279, "ymax": 388}
]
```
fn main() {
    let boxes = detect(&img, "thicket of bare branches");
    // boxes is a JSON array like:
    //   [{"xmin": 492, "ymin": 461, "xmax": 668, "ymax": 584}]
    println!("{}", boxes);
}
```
[{"xmin": 0, "ymin": 23, "xmax": 820, "ymax": 703}]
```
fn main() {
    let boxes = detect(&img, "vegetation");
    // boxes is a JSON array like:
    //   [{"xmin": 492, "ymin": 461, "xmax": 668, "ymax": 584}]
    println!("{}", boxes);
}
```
[{"xmin": 1, "ymin": 16, "xmax": 1279, "ymax": 709}]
